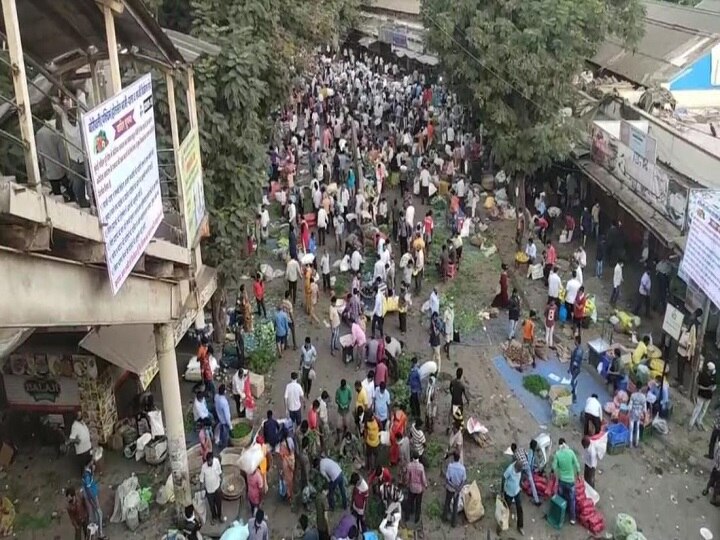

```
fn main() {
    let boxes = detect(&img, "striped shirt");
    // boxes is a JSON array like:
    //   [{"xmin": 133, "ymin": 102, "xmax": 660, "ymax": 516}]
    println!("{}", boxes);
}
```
[{"xmin": 410, "ymin": 425, "xmax": 426, "ymax": 456}]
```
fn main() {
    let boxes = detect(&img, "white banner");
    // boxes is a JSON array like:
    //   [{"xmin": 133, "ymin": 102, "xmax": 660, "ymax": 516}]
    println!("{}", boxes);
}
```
[
  {"xmin": 680, "ymin": 195, "xmax": 720, "ymax": 308},
  {"xmin": 81, "ymin": 73, "xmax": 164, "ymax": 294}
]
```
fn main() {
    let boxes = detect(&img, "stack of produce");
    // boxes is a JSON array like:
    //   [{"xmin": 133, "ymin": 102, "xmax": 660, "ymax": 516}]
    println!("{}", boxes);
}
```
[
  {"xmin": 503, "ymin": 339, "xmax": 530, "ymax": 366},
  {"xmin": 574, "ymin": 478, "xmax": 605, "ymax": 534}
]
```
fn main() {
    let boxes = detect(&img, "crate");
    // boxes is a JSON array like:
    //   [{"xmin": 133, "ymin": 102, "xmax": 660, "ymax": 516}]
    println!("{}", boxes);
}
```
[{"xmin": 546, "ymin": 495, "xmax": 567, "ymax": 529}]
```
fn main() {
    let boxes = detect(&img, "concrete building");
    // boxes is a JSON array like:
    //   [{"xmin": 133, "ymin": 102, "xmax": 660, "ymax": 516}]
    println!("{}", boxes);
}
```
[{"xmin": 0, "ymin": 0, "xmax": 217, "ymax": 509}]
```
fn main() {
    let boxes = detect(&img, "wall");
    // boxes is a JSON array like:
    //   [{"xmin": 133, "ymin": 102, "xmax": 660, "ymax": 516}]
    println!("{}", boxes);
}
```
[{"xmin": 598, "ymin": 98, "xmax": 720, "ymax": 190}]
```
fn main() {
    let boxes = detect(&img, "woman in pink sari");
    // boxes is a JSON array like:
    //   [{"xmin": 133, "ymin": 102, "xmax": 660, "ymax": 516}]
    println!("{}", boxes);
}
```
[{"xmin": 299, "ymin": 217, "xmax": 310, "ymax": 253}]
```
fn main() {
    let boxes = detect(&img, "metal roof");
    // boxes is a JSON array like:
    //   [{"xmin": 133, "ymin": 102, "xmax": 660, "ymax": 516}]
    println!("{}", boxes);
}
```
[
  {"xmin": 0, "ymin": 0, "xmax": 185, "ymax": 69},
  {"xmin": 163, "ymin": 28, "xmax": 221, "ymax": 64},
  {"xmin": 591, "ymin": 0, "xmax": 720, "ymax": 86},
  {"xmin": 367, "ymin": 0, "xmax": 421, "ymax": 16}
]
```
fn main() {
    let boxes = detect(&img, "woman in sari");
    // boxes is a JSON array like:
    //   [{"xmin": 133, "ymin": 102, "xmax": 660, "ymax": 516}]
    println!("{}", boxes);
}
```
[
  {"xmin": 389, "ymin": 405, "xmax": 408, "ymax": 465},
  {"xmin": 239, "ymin": 284, "xmax": 253, "ymax": 333},
  {"xmin": 300, "ymin": 217, "xmax": 310, "ymax": 253},
  {"xmin": 304, "ymin": 265, "xmax": 313, "ymax": 316},
  {"xmin": 491, "ymin": 263, "xmax": 510, "ymax": 308},
  {"xmin": 278, "ymin": 437, "xmax": 296, "ymax": 502}
]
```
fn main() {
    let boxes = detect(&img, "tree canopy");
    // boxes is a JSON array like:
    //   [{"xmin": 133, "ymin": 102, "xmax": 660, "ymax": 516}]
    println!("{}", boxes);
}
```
[{"xmin": 422, "ymin": 0, "xmax": 645, "ymax": 179}]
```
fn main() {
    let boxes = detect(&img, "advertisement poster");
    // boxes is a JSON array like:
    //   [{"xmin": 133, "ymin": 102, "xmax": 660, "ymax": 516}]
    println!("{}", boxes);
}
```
[
  {"xmin": 80, "ymin": 73, "xmax": 164, "ymax": 294},
  {"xmin": 680, "ymin": 194, "xmax": 720, "ymax": 308},
  {"xmin": 179, "ymin": 128, "xmax": 206, "ymax": 247}
]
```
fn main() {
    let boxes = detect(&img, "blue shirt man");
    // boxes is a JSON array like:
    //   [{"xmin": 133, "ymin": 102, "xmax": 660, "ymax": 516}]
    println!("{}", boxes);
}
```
[
  {"xmin": 373, "ymin": 383, "xmax": 391, "ymax": 424},
  {"xmin": 275, "ymin": 309, "xmax": 289, "ymax": 337},
  {"xmin": 569, "ymin": 337, "xmax": 584, "ymax": 400},
  {"xmin": 503, "ymin": 461, "xmax": 522, "ymax": 497},
  {"xmin": 407, "ymin": 363, "xmax": 421, "ymax": 395}
]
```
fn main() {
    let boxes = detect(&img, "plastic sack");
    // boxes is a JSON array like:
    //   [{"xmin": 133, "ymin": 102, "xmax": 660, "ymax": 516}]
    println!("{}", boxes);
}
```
[
  {"xmin": 462, "ymin": 481, "xmax": 485, "ymax": 523},
  {"xmin": 651, "ymin": 415, "xmax": 669, "ymax": 435},
  {"xmin": 126, "ymin": 507, "xmax": 139, "ymax": 531},
  {"xmin": 156, "ymin": 474, "xmax": 174, "ymax": 505},
  {"xmin": 494, "ymin": 495, "xmax": 510, "ymax": 530},
  {"xmin": 552, "ymin": 401, "xmax": 569, "ymax": 427},
  {"xmin": 626, "ymin": 533, "xmax": 647, "ymax": 540},
  {"xmin": 559, "ymin": 304, "xmax": 568, "ymax": 322},
  {"xmin": 193, "ymin": 490, "xmax": 207, "ymax": 525},
  {"xmin": 220, "ymin": 520, "xmax": 250, "ymax": 540},
  {"xmin": 238, "ymin": 443, "xmax": 266, "ymax": 474},
  {"xmin": 613, "ymin": 513, "xmax": 638, "ymax": 539}
]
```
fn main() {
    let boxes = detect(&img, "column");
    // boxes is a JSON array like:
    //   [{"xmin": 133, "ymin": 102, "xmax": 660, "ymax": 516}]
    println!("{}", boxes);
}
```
[
  {"xmin": 154, "ymin": 323, "xmax": 191, "ymax": 511},
  {"xmin": 102, "ymin": 4, "xmax": 122, "ymax": 95},
  {"xmin": 1, "ymin": 0, "xmax": 41, "ymax": 188}
]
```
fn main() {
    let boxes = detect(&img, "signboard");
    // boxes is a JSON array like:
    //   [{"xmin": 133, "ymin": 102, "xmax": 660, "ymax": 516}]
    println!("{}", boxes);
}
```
[
  {"xmin": 686, "ymin": 189, "xmax": 720, "ymax": 232},
  {"xmin": 679, "ymin": 195, "xmax": 720, "ymax": 308},
  {"xmin": 80, "ymin": 73, "xmax": 164, "ymax": 294},
  {"xmin": 619, "ymin": 120, "xmax": 660, "ymax": 198},
  {"xmin": 3, "ymin": 375, "xmax": 80, "ymax": 411},
  {"xmin": 620, "ymin": 120, "xmax": 657, "ymax": 164},
  {"xmin": 179, "ymin": 129, "xmax": 206, "ymax": 247},
  {"xmin": 662, "ymin": 303, "xmax": 685, "ymax": 341}
]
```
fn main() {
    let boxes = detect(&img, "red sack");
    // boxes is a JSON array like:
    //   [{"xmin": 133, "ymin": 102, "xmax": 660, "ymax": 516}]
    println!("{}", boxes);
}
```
[
  {"xmin": 588, "ymin": 519, "xmax": 605, "ymax": 534},
  {"xmin": 585, "ymin": 512, "xmax": 605, "ymax": 527},
  {"xmin": 577, "ymin": 499, "xmax": 594, "ymax": 513},
  {"xmin": 545, "ymin": 475, "xmax": 558, "ymax": 497}
]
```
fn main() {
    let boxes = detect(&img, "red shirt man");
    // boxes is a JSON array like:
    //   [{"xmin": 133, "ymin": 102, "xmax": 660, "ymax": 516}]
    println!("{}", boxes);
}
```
[
  {"xmin": 546, "ymin": 242, "xmax": 557, "ymax": 266},
  {"xmin": 374, "ymin": 360, "xmax": 388, "ymax": 387}
]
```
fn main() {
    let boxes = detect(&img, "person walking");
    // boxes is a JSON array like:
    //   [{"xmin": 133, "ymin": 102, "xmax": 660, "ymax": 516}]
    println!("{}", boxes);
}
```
[
  {"xmin": 634, "ymin": 266, "xmax": 651, "ymax": 317},
  {"xmin": 65, "ymin": 487, "xmax": 89, "ymax": 540},
  {"xmin": 274, "ymin": 305, "xmax": 290, "ymax": 357},
  {"xmin": 335, "ymin": 379, "xmax": 353, "ymax": 443},
  {"xmin": 628, "ymin": 389, "xmax": 646, "ymax": 448},
  {"xmin": 286, "ymin": 256, "xmax": 301, "ymax": 305},
  {"xmin": 254, "ymin": 272, "xmax": 267, "ymax": 318},
  {"xmin": 552, "ymin": 438, "xmax": 581, "ymax": 525},
  {"xmin": 214, "ymin": 384, "xmax": 232, "ymax": 451},
  {"xmin": 404, "ymin": 454, "xmax": 427, "ymax": 524},
  {"xmin": 81, "ymin": 458, "xmax": 105, "ymax": 539},
  {"xmin": 329, "ymin": 296, "xmax": 341, "ymax": 356},
  {"xmin": 350, "ymin": 472, "xmax": 369, "ymax": 535},
  {"xmin": 442, "ymin": 452, "xmax": 466, "ymax": 527},
  {"xmin": 569, "ymin": 336, "xmax": 584, "ymax": 403},
  {"xmin": 508, "ymin": 289, "xmax": 521, "ymax": 340},
  {"xmin": 285, "ymin": 372, "xmax": 305, "ymax": 427},
  {"xmin": 511, "ymin": 443, "xmax": 540, "ymax": 506},
  {"xmin": 707, "ymin": 413, "xmax": 720, "ymax": 459},
  {"xmin": 247, "ymin": 509, "xmax": 270, "ymax": 540},
  {"xmin": 320, "ymin": 249, "xmax": 331, "ymax": 292},
  {"xmin": 407, "ymin": 357, "xmax": 422, "ymax": 418},
  {"xmin": 200, "ymin": 452, "xmax": 224, "ymax": 524},
  {"xmin": 582, "ymin": 436, "xmax": 598, "ymax": 488},
  {"xmin": 690, "ymin": 362, "xmax": 717, "ymax": 430},
  {"xmin": 69, "ymin": 410, "xmax": 92, "ymax": 474},
  {"xmin": 299, "ymin": 337, "xmax": 317, "ymax": 395},
  {"xmin": 317, "ymin": 456, "xmax": 348, "ymax": 511},
  {"xmin": 611, "ymin": 259, "xmax": 623, "ymax": 306},
  {"xmin": 247, "ymin": 465, "xmax": 265, "ymax": 516},
  {"xmin": 544, "ymin": 299, "xmax": 557, "ymax": 349},
  {"xmin": 502, "ymin": 460, "xmax": 525, "ymax": 535},
  {"xmin": 702, "ymin": 437, "xmax": 720, "ymax": 499}
]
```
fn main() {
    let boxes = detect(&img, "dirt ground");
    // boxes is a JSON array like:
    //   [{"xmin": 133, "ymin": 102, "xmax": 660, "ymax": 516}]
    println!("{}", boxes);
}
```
[{"xmin": 5, "ymin": 188, "xmax": 719, "ymax": 540}]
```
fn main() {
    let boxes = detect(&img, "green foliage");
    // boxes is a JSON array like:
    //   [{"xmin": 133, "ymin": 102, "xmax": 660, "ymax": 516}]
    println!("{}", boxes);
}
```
[
  {"xmin": 522, "ymin": 374, "xmax": 550, "ymax": 396},
  {"xmin": 230, "ymin": 421, "xmax": 252, "ymax": 438},
  {"xmin": 247, "ymin": 321, "xmax": 277, "ymax": 374},
  {"xmin": 423, "ymin": 0, "xmax": 645, "ymax": 177}
]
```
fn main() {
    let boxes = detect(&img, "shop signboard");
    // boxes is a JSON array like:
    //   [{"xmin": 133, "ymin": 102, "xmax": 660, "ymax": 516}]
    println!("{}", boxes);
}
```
[
  {"xmin": 685, "ymin": 189, "xmax": 720, "ymax": 232},
  {"xmin": 662, "ymin": 303, "xmax": 684, "ymax": 341},
  {"xmin": 179, "ymin": 128, "xmax": 207, "ymax": 247},
  {"xmin": 80, "ymin": 73, "xmax": 164, "ymax": 295},
  {"xmin": 3, "ymin": 374, "xmax": 80, "ymax": 411},
  {"xmin": 679, "ymin": 194, "xmax": 720, "ymax": 308}
]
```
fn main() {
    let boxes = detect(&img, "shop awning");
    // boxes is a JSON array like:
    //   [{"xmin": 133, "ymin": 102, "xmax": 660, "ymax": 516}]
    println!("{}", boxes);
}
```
[
  {"xmin": 576, "ymin": 158, "xmax": 687, "ymax": 252},
  {"xmin": 79, "ymin": 324, "xmax": 156, "ymax": 375}
]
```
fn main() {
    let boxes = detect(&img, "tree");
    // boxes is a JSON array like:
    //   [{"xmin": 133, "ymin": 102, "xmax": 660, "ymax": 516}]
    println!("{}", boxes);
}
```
[
  {"xmin": 148, "ymin": 0, "xmax": 360, "ymax": 337},
  {"xmin": 423, "ymin": 0, "xmax": 645, "ymax": 205}
]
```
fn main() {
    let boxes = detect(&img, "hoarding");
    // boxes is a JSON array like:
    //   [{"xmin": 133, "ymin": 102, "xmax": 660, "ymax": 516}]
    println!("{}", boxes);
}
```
[
  {"xmin": 679, "ymin": 194, "xmax": 720, "ymax": 308},
  {"xmin": 81, "ymin": 73, "xmax": 164, "ymax": 294},
  {"xmin": 179, "ymin": 128, "xmax": 206, "ymax": 247}
]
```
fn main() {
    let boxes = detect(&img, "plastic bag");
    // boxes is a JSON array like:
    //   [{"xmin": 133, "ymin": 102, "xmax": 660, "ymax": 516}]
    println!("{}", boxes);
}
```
[
  {"xmin": 494, "ymin": 494, "xmax": 509, "ymax": 531},
  {"xmin": 462, "ymin": 481, "xmax": 485, "ymax": 523},
  {"xmin": 651, "ymin": 415, "xmax": 669, "ymax": 435},
  {"xmin": 238, "ymin": 443, "xmax": 266, "ymax": 474},
  {"xmin": 156, "ymin": 474, "xmax": 174, "ymax": 505},
  {"xmin": 220, "ymin": 520, "xmax": 250, "ymax": 540},
  {"xmin": 613, "ymin": 513, "xmax": 638, "ymax": 539},
  {"xmin": 193, "ymin": 490, "xmax": 208, "ymax": 525}
]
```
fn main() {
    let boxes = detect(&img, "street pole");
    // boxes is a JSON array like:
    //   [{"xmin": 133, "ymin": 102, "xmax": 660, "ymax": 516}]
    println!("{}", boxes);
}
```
[{"xmin": 154, "ymin": 323, "xmax": 191, "ymax": 515}]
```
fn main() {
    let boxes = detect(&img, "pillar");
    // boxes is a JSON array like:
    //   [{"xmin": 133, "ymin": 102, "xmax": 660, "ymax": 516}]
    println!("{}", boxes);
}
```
[
  {"xmin": 1, "ymin": 0, "xmax": 41, "ymax": 188},
  {"xmin": 154, "ymin": 323, "xmax": 191, "ymax": 511},
  {"xmin": 102, "ymin": 5, "xmax": 122, "ymax": 96}
]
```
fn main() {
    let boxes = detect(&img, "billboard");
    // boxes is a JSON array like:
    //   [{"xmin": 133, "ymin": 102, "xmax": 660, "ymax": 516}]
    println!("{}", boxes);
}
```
[
  {"xmin": 81, "ymin": 73, "xmax": 164, "ymax": 295},
  {"xmin": 680, "ymin": 194, "xmax": 720, "ymax": 308},
  {"xmin": 179, "ymin": 128, "xmax": 206, "ymax": 247}
]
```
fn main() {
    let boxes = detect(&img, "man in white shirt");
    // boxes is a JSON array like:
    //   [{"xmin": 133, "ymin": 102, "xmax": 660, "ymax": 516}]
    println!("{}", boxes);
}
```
[
  {"xmin": 193, "ymin": 391, "xmax": 211, "ymax": 423},
  {"xmin": 284, "ymin": 372, "xmax": 305, "ymax": 426},
  {"xmin": 565, "ymin": 271, "xmax": 581, "ymax": 321},
  {"xmin": 320, "ymin": 250, "xmax": 331, "ymax": 292},
  {"xmin": 575, "ymin": 263, "xmax": 584, "ymax": 287},
  {"xmin": 372, "ymin": 286, "xmax": 386, "ymax": 338},
  {"xmin": 429, "ymin": 287, "xmax": 440, "ymax": 316},
  {"xmin": 317, "ymin": 206, "xmax": 328, "ymax": 246},
  {"xmin": 405, "ymin": 204, "xmax": 415, "ymax": 229},
  {"xmin": 583, "ymin": 393, "xmax": 603, "ymax": 436},
  {"xmin": 419, "ymin": 166, "xmax": 431, "ymax": 204},
  {"xmin": 547, "ymin": 267, "xmax": 562, "ymax": 305},
  {"xmin": 611, "ymin": 260, "xmax": 624, "ymax": 306},
  {"xmin": 286, "ymin": 257, "xmax": 301, "ymax": 305},
  {"xmin": 200, "ymin": 452, "xmax": 225, "ymax": 524},
  {"xmin": 69, "ymin": 411, "xmax": 92, "ymax": 473},
  {"xmin": 524, "ymin": 238, "xmax": 537, "ymax": 264},
  {"xmin": 259, "ymin": 205, "xmax": 270, "ymax": 243},
  {"xmin": 351, "ymin": 249, "xmax": 364, "ymax": 273},
  {"xmin": 374, "ymin": 258, "xmax": 387, "ymax": 283}
]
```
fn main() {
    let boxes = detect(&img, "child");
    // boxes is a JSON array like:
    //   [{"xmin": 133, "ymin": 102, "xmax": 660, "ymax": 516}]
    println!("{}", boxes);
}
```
[
  {"xmin": 522, "ymin": 310, "xmax": 536, "ymax": 368},
  {"xmin": 254, "ymin": 273, "xmax": 267, "ymax": 318}
]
